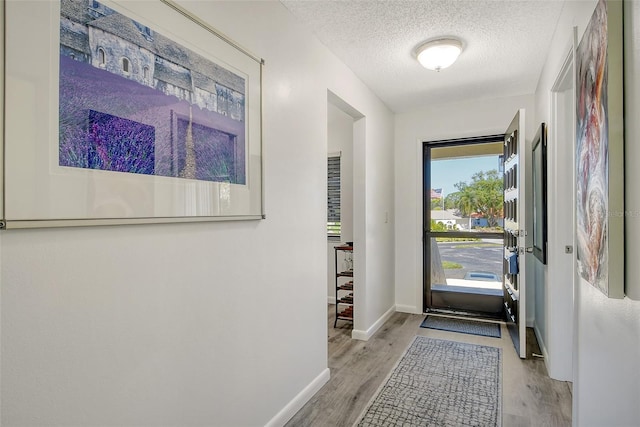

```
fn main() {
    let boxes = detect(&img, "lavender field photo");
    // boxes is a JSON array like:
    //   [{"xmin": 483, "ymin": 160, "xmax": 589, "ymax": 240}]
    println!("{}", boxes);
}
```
[
  {"xmin": 59, "ymin": 0, "xmax": 246, "ymax": 184},
  {"xmin": 87, "ymin": 110, "xmax": 155, "ymax": 174}
]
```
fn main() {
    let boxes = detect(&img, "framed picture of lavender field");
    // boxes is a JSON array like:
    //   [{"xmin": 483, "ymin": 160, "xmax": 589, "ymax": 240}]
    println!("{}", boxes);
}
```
[{"xmin": 2, "ymin": 0, "xmax": 263, "ymax": 228}]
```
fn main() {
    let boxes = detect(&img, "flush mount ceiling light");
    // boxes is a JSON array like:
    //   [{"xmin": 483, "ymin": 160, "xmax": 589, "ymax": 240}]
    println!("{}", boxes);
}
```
[{"xmin": 415, "ymin": 38, "xmax": 463, "ymax": 72}]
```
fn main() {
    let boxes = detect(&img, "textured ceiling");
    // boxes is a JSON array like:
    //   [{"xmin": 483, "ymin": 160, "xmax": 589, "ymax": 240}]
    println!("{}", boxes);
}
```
[{"xmin": 281, "ymin": 0, "xmax": 566, "ymax": 113}]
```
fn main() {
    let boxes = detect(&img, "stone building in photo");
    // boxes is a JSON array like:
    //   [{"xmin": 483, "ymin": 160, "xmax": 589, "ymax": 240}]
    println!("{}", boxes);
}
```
[{"xmin": 59, "ymin": 0, "xmax": 245, "ymax": 123}]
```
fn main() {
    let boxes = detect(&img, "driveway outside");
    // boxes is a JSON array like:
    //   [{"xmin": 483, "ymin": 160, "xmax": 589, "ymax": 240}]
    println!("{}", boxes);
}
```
[{"xmin": 437, "ymin": 239, "xmax": 503, "ymax": 280}]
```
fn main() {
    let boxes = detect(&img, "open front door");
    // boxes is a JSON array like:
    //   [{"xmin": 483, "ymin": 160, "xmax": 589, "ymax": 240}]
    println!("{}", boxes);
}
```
[{"xmin": 503, "ymin": 109, "xmax": 527, "ymax": 359}]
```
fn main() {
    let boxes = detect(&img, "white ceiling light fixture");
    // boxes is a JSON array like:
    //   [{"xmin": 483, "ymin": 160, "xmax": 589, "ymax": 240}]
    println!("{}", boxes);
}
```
[{"xmin": 415, "ymin": 38, "xmax": 463, "ymax": 72}]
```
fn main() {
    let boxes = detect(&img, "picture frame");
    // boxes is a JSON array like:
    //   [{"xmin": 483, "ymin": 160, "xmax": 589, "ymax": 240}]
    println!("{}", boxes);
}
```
[
  {"xmin": 532, "ymin": 123, "xmax": 547, "ymax": 265},
  {"xmin": 2, "ymin": 0, "xmax": 264, "ymax": 228},
  {"xmin": 575, "ymin": 0, "xmax": 624, "ymax": 298}
]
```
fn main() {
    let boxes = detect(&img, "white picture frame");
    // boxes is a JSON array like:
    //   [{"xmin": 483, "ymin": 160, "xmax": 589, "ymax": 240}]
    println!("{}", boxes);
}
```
[{"xmin": 2, "ymin": 0, "xmax": 264, "ymax": 228}]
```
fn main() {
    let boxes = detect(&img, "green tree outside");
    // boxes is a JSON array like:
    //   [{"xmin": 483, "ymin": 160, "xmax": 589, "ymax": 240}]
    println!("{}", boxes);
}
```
[
  {"xmin": 444, "ymin": 192, "xmax": 460, "ymax": 210},
  {"xmin": 430, "ymin": 219, "xmax": 448, "ymax": 231},
  {"xmin": 453, "ymin": 169, "xmax": 503, "ymax": 227},
  {"xmin": 430, "ymin": 198, "xmax": 444, "ymax": 210}
]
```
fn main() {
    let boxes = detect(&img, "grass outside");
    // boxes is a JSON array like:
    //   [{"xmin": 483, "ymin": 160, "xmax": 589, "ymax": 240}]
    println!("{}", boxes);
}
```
[
  {"xmin": 442, "ymin": 261, "xmax": 463, "ymax": 269},
  {"xmin": 435, "ymin": 237, "xmax": 481, "ymax": 242},
  {"xmin": 452, "ymin": 243, "xmax": 503, "ymax": 248}
]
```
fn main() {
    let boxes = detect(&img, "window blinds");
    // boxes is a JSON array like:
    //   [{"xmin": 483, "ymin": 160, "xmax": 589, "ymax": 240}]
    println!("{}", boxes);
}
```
[{"xmin": 327, "ymin": 155, "xmax": 341, "ymax": 238}]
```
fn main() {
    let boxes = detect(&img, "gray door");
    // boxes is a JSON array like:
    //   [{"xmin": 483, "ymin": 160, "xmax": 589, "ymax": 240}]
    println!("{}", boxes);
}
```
[{"xmin": 503, "ymin": 109, "xmax": 527, "ymax": 359}]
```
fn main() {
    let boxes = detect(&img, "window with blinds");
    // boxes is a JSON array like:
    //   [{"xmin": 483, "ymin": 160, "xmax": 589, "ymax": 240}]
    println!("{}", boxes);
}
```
[{"xmin": 327, "ymin": 155, "xmax": 341, "ymax": 239}]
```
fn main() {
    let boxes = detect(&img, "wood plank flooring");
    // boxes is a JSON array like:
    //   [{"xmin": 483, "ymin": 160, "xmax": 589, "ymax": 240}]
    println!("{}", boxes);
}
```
[{"xmin": 285, "ymin": 307, "xmax": 572, "ymax": 427}]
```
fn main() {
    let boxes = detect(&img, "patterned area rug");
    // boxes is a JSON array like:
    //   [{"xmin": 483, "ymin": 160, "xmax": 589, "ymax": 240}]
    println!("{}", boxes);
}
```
[
  {"xmin": 420, "ymin": 315, "xmax": 502, "ymax": 338},
  {"xmin": 354, "ymin": 336, "xmax": 502, "ymax": 427}
]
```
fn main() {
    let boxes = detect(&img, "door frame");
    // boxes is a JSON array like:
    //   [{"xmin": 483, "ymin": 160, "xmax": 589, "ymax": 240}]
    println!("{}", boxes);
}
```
[
  {"xmin": 422, "ymin": 134, "xmax": 505, "ymax": 315},
  {"xmin": 543, "ymin": 48, "xmax": 575, "ymax": 380}
]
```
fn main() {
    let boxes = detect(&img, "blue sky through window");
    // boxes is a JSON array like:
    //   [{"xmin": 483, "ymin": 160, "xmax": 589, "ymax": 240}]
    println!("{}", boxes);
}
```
[{"xmin": 431, "ymin": 155, "xmax": 501, "ymax": 198}]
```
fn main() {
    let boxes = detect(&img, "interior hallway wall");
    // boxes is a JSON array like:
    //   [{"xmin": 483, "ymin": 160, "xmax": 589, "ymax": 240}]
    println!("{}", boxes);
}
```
[
  {"xmin": 394, "ymin": 94, "xmax": 535, "ymax": 315},
  {"xmin": 0, "ymin": 1, "xmax": 394, "ymax": 425},
  {"xmin": 535, "ymin": 0, "xmax": 640, "ymax": 424},
  {"xmin": 532, "ymin": 0, "xmax": 594, "ymax": 385}
]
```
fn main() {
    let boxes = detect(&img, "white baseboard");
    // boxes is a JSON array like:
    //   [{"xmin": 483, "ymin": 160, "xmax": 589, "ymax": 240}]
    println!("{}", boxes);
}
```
[
  {"xmin": 527, "ymin": 317, "xmax": 535, "ymax": 328},
  {"xmin": 394, "ymin": 304, "xmax": 421, "ymax": 314},
  {"xmin": 265, "ymin": 368, "xmax": 330, "ymax": 427},
  {"xmin": 352, "ymin": 305, "xmax": 396, "ymax": 341},
  {"xmin": 533, "ymin": 324, "xmax": 550, "ymax": 371}
]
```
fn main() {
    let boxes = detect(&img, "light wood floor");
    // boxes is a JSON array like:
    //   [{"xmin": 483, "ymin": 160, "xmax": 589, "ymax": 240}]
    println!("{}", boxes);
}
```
[{"xmin": 285, "ymin": 306, "xmax": 572, "ymax": 427}]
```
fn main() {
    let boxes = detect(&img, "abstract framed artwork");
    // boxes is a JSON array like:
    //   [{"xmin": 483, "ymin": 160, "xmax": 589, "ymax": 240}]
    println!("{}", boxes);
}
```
[
  {"xmin": 575, "ymin": 0, "xmax": 624, "ymax": 298},
  {"xmin": 2, "ymin": 0, "xmax": 263, "ymax": 228}
]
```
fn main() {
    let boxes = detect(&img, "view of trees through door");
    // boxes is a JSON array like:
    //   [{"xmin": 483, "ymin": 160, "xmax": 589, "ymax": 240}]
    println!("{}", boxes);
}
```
[{"xmin": 424, "ymin": 137, "xmax": 505, "ymax": 317}]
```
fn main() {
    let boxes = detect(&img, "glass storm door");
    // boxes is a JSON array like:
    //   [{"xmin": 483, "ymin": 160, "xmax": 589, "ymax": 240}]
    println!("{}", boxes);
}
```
[{"xmin": 423, "ymin": 137, "xmax": 505, "ymax": 317}]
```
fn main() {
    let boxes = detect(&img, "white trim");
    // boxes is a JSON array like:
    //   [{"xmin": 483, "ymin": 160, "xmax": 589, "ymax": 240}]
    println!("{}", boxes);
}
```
[
  {"xmin": 547, "ymin": 44, "xmax": 576, "ymax": 382},
  {"xmin": 351, "ymin": 305, "xmax": 395, "ymax": 341},
  {"xmin": 265, "ymin": 368, "xmax": 330, "ymax": 427},
  {"xmin": 534, "ymin": 323, "xmax": 551, "ymax": 373},
  {"xmin": 328, "ymin": 151, "xmax": 342, "ymax": 157},
  {"xmin": 395, "ymin": 304, "xmax": 421, "ymax": 314},
  {"xmin": 328, "ymin": 296, "xmax": 336, "ymax": 304}
]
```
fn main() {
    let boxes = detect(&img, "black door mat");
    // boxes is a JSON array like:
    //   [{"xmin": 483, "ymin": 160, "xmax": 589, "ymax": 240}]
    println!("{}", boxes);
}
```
[{"xmin": 420, "ymin": 315, "xmax": 502, "ymax": 338}]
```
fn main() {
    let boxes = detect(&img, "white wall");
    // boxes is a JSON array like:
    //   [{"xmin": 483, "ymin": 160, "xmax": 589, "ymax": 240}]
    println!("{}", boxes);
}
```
[
  {"xmin": 0, "ymin": 1, "xmax": 395, "ymax": 425},
  {"xmin": 394, "ymin": 94, "xmax": 535, "ymax": 315},
  {"xmin": 344, "ymin": 106, "xmax": 395, "ymax": 339},
  {"xmin": 532, "ymin": 0, "xmax": 580, "ymax": 380},
  {"xmin": 535, "ymin": 0, "xmax": 640, "ymax": 424}
]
